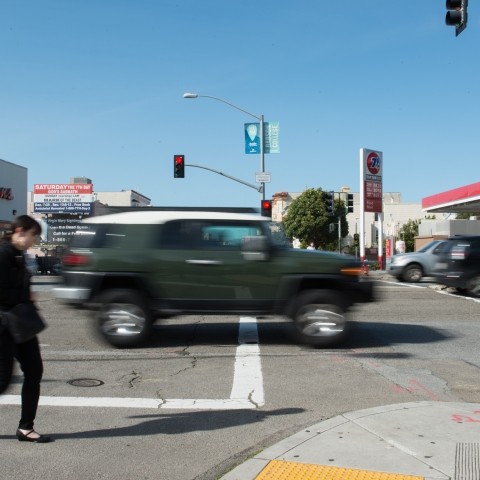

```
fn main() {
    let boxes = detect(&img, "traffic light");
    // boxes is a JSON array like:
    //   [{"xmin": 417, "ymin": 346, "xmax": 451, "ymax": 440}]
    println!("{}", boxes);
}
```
[
  {"xmin": 174, "ymin": 155, "xmax": 185, "ymax": 178},
  {"xmin": 353, "ymin": 233, "xmax": 359, "ymax": 246},
  {"xmin": 324, "ymin": 191, "xmax": 334, "ymax": 216},
  {"xmin": 261, "ymin": 199, "xmax": 272, "ymax": 217},
  {"xmin": 347, "ymin": 193, "xmax": 354, "ymax": 213},
  {"xmin": 446, "ymin": 0, "xmax": 468, "ymax": 36}
]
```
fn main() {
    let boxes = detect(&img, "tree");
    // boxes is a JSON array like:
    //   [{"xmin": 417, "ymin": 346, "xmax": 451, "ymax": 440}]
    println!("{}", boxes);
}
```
[
  {"xmin": 282, "ymin": 188, "xmax": 349, "ymax": 250},
  {"xmin": 398, "ymin": 219, "xmax": 420, "ymax": 252},
  {"xmin": 456, "ymin": 212, "xmax": 476, "ymax": 219}
]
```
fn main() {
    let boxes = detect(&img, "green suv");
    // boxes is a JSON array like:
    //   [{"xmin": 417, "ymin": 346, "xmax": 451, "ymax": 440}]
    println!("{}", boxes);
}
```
[{"xmin": 54, "ymin": 208, "xmax": 374, "ymax": 347}]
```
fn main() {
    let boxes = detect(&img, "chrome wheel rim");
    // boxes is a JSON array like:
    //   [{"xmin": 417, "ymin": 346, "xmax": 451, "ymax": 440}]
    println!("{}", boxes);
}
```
[
  {"xmin": 295, "ymin": 304, "xmax": 346, "ymax": 337},
  {"xmin": 99, "ymin": 303, "xmax": 146, "ymax": 336}
]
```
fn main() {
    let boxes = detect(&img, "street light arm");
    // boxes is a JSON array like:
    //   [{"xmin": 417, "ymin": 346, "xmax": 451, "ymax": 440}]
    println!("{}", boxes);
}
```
[
  {"xmin": 187, "ymin": 163, "xmax": 263, "ymax": 193},
  {"xmin": 183, "ymin": 93, "xmax": 261, "ymax": 121}
]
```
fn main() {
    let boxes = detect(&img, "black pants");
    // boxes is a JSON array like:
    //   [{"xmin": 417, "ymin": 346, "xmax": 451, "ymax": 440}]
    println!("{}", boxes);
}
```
[{"xmin": 0, "ymin": 329, "xmax": 43, "ymax": 430}]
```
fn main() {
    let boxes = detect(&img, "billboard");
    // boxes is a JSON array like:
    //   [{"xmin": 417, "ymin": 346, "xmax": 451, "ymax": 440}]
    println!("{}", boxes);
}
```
[
  {"xmin": 46, "ymin": 217, "xmax": 89, "ymax": 244},
  {"xmin": 33, "ymin": 183, "xmax": 94, "ymax": 214}
]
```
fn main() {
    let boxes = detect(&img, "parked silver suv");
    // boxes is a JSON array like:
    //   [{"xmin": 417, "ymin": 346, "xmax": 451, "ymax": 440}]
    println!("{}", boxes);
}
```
[{"xmin": 389, "ymin": 240, "xmax": 445, "ymax": 283}]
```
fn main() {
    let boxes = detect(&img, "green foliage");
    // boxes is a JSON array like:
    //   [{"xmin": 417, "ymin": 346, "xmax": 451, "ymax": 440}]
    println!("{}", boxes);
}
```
[
  {"xmin": 398, "ymin": 219, "xmax": 420, "ymax": 252},
  {"xmin": 455, "ymin": 212, "xmax": 476, "ymax": 219},
  {"xmin": 282, "ymin": 188, "xmax": 349, "ymax": 251}
]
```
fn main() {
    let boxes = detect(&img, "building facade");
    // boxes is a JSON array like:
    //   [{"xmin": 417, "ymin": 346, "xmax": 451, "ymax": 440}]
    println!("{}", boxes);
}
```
[{"xmin": 0, "ymin": 158, "xmax": 28, "ymax": 235}]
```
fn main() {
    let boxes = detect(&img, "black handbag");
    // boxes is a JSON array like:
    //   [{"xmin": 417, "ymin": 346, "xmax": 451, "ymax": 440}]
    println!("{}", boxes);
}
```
[{"xmin": 4, "ymin": 302, "xmax": 47, "ymax": 344}]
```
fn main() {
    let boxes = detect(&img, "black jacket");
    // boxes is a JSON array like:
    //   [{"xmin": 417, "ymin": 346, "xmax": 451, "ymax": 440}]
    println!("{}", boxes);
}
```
[{"xmin": 0, "ymin": 240, "xmax": 31, "ymax": 308}]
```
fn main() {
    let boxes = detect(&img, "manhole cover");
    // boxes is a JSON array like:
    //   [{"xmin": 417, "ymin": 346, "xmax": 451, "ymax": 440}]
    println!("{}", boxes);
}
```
[{"xmin": 67, "ymin": 378, "xmax": 104, "ymax": 387}]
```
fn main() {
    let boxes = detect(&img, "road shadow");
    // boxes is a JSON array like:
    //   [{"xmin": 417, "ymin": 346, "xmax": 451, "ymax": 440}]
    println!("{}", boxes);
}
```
[
  {"xmin": 0, "ymin": 407, "xmax": 305, "ymax": 441},
  {"xmin": 136, "ymin": 318, "xmax": 454, "ymax": 351}
]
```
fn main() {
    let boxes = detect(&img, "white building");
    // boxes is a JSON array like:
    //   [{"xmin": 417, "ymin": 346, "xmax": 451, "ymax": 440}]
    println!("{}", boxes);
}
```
[{"xmin": 94, "ymin": 189, "xmax": 151, "ymax": 208}]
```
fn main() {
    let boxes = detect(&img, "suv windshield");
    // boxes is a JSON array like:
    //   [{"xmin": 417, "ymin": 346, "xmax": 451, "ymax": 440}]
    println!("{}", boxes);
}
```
[{"xmin": 417, "ymin": 240, "xmax": 442, "ymax": 253}]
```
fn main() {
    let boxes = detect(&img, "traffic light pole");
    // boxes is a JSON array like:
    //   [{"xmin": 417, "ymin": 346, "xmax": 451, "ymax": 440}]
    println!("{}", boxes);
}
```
[{"xmin": 186, "ymin": 163, "xmax": 263, "ymax": 193}]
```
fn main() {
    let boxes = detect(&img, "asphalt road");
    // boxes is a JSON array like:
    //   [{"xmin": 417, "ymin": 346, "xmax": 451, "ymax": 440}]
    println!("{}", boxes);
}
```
[{"xmin": 0, "ymin": 275, "xmax": 479, "ymax": 480}]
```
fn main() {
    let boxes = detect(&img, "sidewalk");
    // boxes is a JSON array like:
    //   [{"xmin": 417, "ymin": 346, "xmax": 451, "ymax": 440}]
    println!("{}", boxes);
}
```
[{"xmin": 221, "ymin": 401, "xmax": 480, "ymax": 480}]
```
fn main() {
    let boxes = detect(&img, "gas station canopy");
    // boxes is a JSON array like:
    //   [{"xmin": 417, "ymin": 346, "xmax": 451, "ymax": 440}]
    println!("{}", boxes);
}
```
[{"xmin": 422, "ymin": 182, "xmax": 480, "ymax": 214}]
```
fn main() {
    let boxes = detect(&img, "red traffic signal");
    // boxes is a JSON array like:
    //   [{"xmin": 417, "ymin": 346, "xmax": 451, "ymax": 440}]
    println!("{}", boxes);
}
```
[
  {"xmin": 261, "ymin": 200, "xmax": 272, "ymax": 217},
  {"xmin": 174, "ymin": 155, "xmax": 185, "ymax": 178}
]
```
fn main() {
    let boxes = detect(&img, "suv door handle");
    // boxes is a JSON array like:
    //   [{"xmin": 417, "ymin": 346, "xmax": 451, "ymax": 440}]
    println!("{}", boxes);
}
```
[{"xmin": 186, "ymin": 259, "xmax": 223, "ymax": 265}]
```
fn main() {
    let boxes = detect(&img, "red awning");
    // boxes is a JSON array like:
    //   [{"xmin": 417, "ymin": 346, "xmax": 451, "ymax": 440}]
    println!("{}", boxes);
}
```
[{"xmin": 422, "ymin": 182, "xmax": 480, "ymax": 213}]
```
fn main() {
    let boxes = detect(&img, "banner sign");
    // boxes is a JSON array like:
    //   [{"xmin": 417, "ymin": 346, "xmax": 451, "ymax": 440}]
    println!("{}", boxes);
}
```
[
  {"xmin": 34, "ymin": 183, "xmax": 93, "ymax": 194},
  {"xmin": 264, "ymin": 122, "xmax": 280, "ymax": 154},
  {"xmin": 34, "ymin": 202, "xmax": 93, "ymax": 214},
  {"xmin": 33, "ymin": 183, "xmax": 94, "ymax": 214},
  {"xmin": 245, "ymin": 123, "xmax": 260, "ymax": 154}
]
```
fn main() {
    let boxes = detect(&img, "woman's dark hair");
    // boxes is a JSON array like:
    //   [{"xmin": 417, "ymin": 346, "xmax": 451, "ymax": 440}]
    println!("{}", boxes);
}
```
[{"xmin": 2, "ymin": 215, "xmax": 42, "ymax": 240}]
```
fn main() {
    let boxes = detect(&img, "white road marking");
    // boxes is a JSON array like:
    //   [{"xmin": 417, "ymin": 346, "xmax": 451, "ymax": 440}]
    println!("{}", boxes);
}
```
[
  {"xmin": 229, "ymin": 316, "xmax": 264, "ymax": 407},
  {"xmin": 378, "ymin": 279, "xmax": 480, "ymax": 302},
  {"xmin": 0, "ymin": 317, "xmax": 265, "ymax": 410}
]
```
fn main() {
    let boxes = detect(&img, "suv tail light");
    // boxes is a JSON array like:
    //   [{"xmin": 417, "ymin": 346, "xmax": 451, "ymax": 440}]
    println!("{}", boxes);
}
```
[
  {"xmin": 63, "ymin": 253, "xmax": 91, "ymax": 266},
  {"xmin": 449, "ymin": 244, "xmax": 470, "ymax": 261}
]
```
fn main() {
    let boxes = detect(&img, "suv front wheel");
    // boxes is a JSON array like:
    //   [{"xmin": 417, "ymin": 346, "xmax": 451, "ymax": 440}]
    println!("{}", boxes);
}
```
[
  {"xmin": 291, "ymin": 290, "xmax": 349, "ymax": 347},
  {"xmin": 402, "ymin": 264, "xmax": 423, "ymax": 283},
  {"xmin": 93, "ymin": 289, "xmax": 153, "ymax": 347}
]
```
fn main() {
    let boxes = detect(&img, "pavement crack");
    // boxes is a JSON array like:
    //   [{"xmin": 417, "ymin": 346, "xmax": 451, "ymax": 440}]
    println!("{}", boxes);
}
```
[
  {"xmin": 171, "ymin": 356, "xmax": 198, "ymax": 376},
  {"xmin": 121, "ymin": 370, "xmax": 141, "ymax": 389},
  {"xmin": 248, "ymin": 390, "xmax": 261, "ymax": 408}
]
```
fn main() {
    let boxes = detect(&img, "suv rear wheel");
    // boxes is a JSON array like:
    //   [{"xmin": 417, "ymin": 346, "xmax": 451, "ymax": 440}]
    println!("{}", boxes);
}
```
[
  {"xmin": 466, "ymin": 275, "xmax": 480, "ymax": 297},
  {"xmin": 93, "ymin": 289, "xmax": 153, "ymax": 347},
  {"xmin": 291, "ymin": 290, "xmax": 349, "ymax": 347}
]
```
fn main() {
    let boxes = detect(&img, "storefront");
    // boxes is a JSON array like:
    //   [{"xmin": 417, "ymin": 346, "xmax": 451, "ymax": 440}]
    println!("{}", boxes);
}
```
[{"xmin": 0, "ymin": 158, "xmax": 28, "ymax": 235}]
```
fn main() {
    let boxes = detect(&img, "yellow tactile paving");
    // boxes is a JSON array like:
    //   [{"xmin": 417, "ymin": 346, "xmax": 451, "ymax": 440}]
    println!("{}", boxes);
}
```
[{"xmin": 255, "ymin": 460, "xmax": 424, "ymax": 480}]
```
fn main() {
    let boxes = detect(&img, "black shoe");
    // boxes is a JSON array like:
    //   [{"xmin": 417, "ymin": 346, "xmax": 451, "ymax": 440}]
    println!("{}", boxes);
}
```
[{"xmin": 16, "ymin": 429, "xmax": 51, "ymax": 443}]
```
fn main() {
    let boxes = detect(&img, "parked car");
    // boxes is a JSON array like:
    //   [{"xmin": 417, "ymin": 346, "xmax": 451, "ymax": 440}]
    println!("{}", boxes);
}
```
[
  {"xmin": 389, "ymin": 239, "xmax": 445, "ymax": 283},
  {"xmin": 54, "ymin": 208, "xmax": 375, "ymax": 348},
  {"xmin": 36, "ymin": 255, "xmax": 62, "ymax": 275},
  {"xmin": 25, "ymin": 255, "xmax": 39, "ymax": 275},
  {"xmin": 432, "ymin": 235, "xmax": 480, "ymax": 297}
]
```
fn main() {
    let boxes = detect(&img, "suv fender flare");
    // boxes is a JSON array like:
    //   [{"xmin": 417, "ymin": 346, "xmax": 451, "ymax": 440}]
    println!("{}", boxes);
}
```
[{"xmin": 275, "ymin": 274, "xmax": 354, "ymax": 318}]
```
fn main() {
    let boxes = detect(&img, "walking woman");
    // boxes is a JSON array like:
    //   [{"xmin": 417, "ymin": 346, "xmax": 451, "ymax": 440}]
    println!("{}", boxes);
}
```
[{"xmin": 0, "ymin": 215, "xmax": 51, "ymax": 443}]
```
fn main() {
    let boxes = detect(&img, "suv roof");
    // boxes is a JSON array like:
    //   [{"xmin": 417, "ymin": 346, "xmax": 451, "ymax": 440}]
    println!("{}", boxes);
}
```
[{"xmin": 84, "ymin": 210, "xmax": 266, "ymax": 225}]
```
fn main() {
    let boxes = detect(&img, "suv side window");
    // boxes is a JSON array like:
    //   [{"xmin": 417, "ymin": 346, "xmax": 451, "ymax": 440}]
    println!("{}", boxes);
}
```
[
  {"xmin": 159, "ymin": 220, "xmax": 264, "ymax": 251},
  {"xmin": 200, "ymin": 222, "xmax": 263, "ymax": 250},
  {"xmin": 159, "ymin": 220, "xmax": 201, "ymax": 249}
]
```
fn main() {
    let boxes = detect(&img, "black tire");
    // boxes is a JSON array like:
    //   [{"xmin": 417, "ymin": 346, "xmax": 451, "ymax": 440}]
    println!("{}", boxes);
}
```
[
  {"xmin": 466, "ymin": 275, "xmax": 480, "ymax": 297},
  {"xmin": 290, "ymin": 290, "xmax": 349, "ymax": 347},
  {"xmin": 402, "ymin": 264, "xmax": 423, "ymax": 283},
  {"xmin": 93, "ymin": 289, "xmax": 153, "ymax": 348}
]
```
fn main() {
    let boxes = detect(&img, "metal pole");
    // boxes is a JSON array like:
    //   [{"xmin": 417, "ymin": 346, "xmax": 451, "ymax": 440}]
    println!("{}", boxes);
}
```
[
  {"xmin": 260, "ymin": 114, "xmax": 265, "ymax": 201},
  {"xmin": 184, "ymin": 93, "xmax": 266, "ymax": 201},
  {"xmin": 338, "ymin": 215, "xmax": 341, "ymax": 254}
]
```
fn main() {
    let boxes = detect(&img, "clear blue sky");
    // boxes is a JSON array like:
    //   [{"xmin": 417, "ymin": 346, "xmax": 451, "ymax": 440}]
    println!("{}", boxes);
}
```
[{"xmin": 1, "ymin": 1, "xmax": 478, "ymax": 208}]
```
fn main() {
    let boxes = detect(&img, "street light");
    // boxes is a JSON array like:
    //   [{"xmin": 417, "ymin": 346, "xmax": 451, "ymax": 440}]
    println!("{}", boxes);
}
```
[{"xmin": 183, "ymin": 92, "xmax": 266, "ymax": 200}]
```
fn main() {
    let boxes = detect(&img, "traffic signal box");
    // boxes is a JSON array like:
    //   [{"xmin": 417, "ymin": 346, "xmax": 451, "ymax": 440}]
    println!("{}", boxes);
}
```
[
  {"xmin": 347, "ymin": 193, "xmax": 354, "ymax": 213},
  {"xmin": 261, "ymin": 200, "xmax": 272, "ymax": 217},
  {"xmin": 446, "ymin": 0, "xmax": 468, "ymax": 36},
  {"xmin": 324, "ymin": 191, "xmax": 334, "ymax": 216},
  {"xmin": 174, "ymin": 155, "xmax": 185, "ymax": 178}
]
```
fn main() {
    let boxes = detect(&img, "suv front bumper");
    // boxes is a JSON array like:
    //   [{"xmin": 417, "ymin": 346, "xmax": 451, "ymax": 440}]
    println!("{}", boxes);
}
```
[{"xmin": 54, "ymin": 287, "xmax": 91, "ymax": 303}]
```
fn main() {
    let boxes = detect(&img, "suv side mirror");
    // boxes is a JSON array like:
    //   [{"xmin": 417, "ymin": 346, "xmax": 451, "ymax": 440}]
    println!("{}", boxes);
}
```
[{"xmin": 241, "ymin": 236, "xmax": 269, "ymax": 261}]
